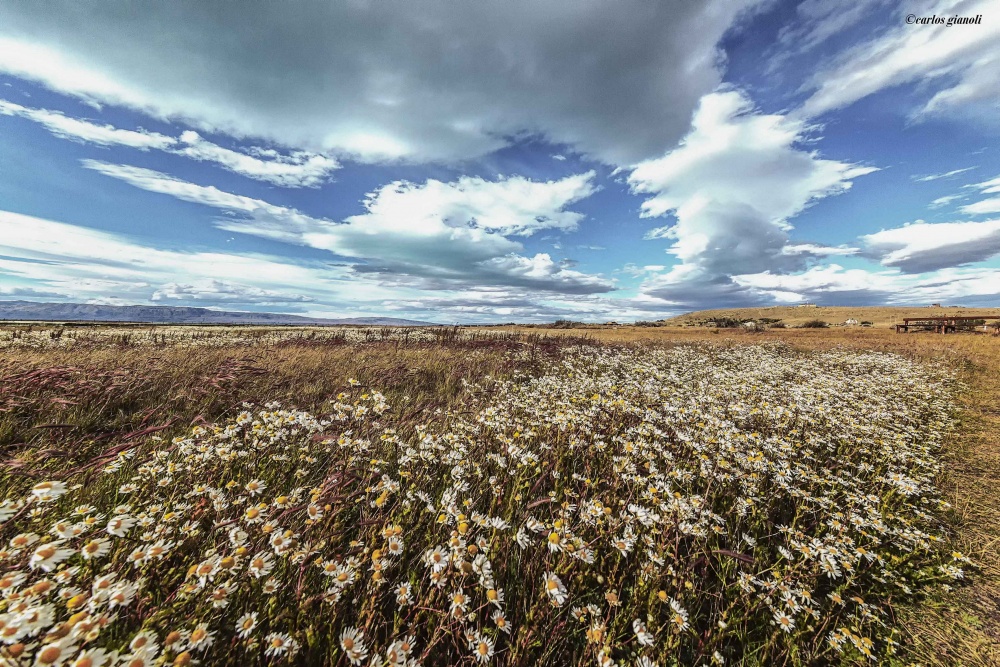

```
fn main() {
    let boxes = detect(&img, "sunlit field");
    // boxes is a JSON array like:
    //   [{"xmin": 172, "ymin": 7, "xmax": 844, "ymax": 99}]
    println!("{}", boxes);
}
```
[
  {"xmin": 0, "ymin": 326, "xmax": 994, "ymax": 666},
  {"xmin": 0, "ymin": 325, "xmax": 511, "ymax": 350}
]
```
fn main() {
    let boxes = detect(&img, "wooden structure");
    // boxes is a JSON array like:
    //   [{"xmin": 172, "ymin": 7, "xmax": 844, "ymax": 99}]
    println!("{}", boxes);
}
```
[{"xmin": 895, "ymin": 316, "xmax": 1000, "ymax": 334}]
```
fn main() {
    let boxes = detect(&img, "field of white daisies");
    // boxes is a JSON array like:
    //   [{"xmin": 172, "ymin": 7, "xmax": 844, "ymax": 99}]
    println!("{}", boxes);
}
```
[{"xmin": 0, "ymin": 339, "xmax": 966, "ymax": 666}]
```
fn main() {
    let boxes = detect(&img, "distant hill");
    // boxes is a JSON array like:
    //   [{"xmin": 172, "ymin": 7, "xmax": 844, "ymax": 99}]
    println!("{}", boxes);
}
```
[
  {"xmin": 663, "ymin": 305, "xmax": 1000, "ymax": 328},
  {"xmin": 0, "ymin": 301, "xmax": 436, "ymax": 326}
]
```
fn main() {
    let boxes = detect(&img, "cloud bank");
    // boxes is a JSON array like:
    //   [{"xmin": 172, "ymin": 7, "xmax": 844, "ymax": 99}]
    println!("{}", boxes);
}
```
[
  {"xmin": 83, "ymin": 160, "xmax": 614, "ymax": 295},
  {"xmin": 628, "ymin": 90, "xmax": 876, "ymax": 307},
  {"xmin": 1, "ymin": 99, "xmax": 338, "ymax": 187},
  {"xmin": 0, "ymin": 0, "xmax": 764, "ymax": 165}
]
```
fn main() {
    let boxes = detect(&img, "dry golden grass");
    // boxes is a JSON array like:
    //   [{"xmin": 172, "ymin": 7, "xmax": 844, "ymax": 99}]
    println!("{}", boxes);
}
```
[
  {"xmin": 1, "ymin": 323, "xmax": 996, "ymax": 664},
  {"xmin": 0, "ymin": 337, "xmax": 557, "ymax": 480},
  {"xmin": 645, "ymin": 305, "xmax": 999, "ymax": 328},
  {"xmin": 0, "ymin": 328, "xmax": 966, "ymax": 665},
  {"xmin": 489, "ymin": 324, "xmax": 1000, "ymax": 665}
]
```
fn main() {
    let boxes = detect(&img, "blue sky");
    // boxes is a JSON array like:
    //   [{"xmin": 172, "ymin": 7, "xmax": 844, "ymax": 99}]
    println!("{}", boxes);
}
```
[{"xmin": 0, "ymin": 0, "xmax": 998, "ymax": 323}]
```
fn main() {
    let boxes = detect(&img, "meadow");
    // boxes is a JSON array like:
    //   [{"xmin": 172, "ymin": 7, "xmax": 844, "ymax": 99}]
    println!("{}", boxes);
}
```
[{"xmin": 0, "ymin": 323, "xmax": 996, "ymax": 666}]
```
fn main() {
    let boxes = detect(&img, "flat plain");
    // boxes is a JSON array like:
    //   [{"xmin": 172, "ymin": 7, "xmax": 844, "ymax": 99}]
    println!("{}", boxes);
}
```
[{"xmin": 0, "ymin": 320, "xmax": 997, "ymax": 666}]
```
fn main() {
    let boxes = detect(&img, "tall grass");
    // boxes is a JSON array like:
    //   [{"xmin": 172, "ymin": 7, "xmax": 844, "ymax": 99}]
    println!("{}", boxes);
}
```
[{"xmin": 0, "ymin": 334, "xmax": 965, "ymax": 666}]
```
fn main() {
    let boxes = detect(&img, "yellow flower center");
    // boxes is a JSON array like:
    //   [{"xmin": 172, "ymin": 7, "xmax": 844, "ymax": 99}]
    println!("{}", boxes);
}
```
[{"xmin": 38, "ymin": 646, "xmax": 64, "ymax": 665}]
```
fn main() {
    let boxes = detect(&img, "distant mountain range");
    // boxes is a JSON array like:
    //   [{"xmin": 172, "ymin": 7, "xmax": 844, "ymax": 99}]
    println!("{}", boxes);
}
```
[{"xmin": 0, "ymin": 301, "xmax": 436, "ymax": 326}]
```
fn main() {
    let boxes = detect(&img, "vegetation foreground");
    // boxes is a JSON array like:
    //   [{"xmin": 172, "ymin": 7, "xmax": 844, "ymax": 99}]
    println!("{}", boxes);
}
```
[{"xmin": 0, "ymin": 334, "xmax": 971, "ymax": 666}]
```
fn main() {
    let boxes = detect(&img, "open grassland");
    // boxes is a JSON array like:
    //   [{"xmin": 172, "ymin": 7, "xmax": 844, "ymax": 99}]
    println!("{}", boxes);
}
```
[
  {"xmin": 0, "ymin": 325, "xmax": 995, "ymax": 666},
  {"xmin": 656, "ymin": 306, "xmax": 1000, "ymax": 328},
  {"xmin": 0, "ymin": 324, "xmax": 498, "ymax": 351},
  {"xmin": 496, "ymin": 324, "xmax": 1000, "ymax": 665}
]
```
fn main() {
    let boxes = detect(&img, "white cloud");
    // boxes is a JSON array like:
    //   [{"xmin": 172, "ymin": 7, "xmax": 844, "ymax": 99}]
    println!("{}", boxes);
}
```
[
  {"xmin": 734, "ymin": 264, "xmax": 899, "ymax": 304},
  {"xmin": 174, "ymin": 131, "xmax": 338, "ymax": 188},
  {"xmin": 959, "ymin": 174, "xmax": 1000, "ymax": 215},
  {"xmin": 791, "ymin": 0, "xmax": 885, "ymax": 50},
  {"xmin": 782, "ymin": 243, "xmax": 858, "ymax": 257},
  {"xmin": 904, "ymin": 267, "xmax": 1000, "ymax": 302},
  {"xmin": 0, "ymin": 209, "xmax": 385, "ymax": 310},
  {"xmin": 913, "ymin": 166, "xmax": 976, "ymax": 182},
  {"xmin": 82, "ymin": 160, "xmax": 293, "ymax": 216},
  {"xmin": 352, "ymin": 172, "xmax": 597, "ymax": 237},
  {"xmin": 151, "ymin": 280, "xmax": 315, "ymax": 304},
  {"xmin": 619, "ymin": 263, "xmax": 667, "ymax": 277},
  {"xmin": 642, "ymin": 226, "xmax": 673, "ymax": 240},
  {"xmin": 0, "ymin": 99, "xmax": 338, "ymax": 187},
  {"xmin": 963, "ymin": 197, "xmax": 1000, "ymax": 215},
  {"xmin": 734, "ymin": 263, "xmax": 1000, "ymax": 306},
  {"xmin": 381, "ymin": 289, "xmax": 675, "ymax": 323},
  {"xmin": 628, "ymin": 90, "xmax": 876, "ymax": 307},
  {"xmin": 974, "ymin": 176, "xmax": 1000, "ymax": 194},
  {"xmin": 0, "ymin": 98, "xmax": 173, "ymax": 149},
  {"xmin": 473, "ymin": 253, "xmax": 610, "ymax": 294},
  {"xmin": 83, "ymin": 160, "xmax": 613, "ymax": 294},
  {"xmin": 0, "ymin": 209, "xmax": 655, "ymax": 323},
  {"xmin": 0, "ymin": 285, "xmax": 66, "ymax": 298},
  {"xmin": 930, "ymin": 194, "xmax": 965, "ymax": 208},
  {"xmin": 772, "ymin": 0, "xmax": 889, "ymax": 62},
  {"xmin": 630, "ymin": 92, "xmax": 876, "ymax": 227},
  {"xmin": 0, "ymin": 0, "xmax": 764, "ymax": 165},
  {"xmin": 862, "ymin": 218, "xmax": 1000, "ymax": 272},
  {"xmin": 799, "ymin": 0, "xmax": 1000, "ymax": 120}
]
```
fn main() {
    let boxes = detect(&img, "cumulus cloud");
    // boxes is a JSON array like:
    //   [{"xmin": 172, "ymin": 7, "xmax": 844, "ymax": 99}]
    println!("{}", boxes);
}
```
[
  {"xmin": 1, "ymin": 99, "xmax": 338, "ymax": 186},
  {"xmin": 83, "ymin": 160, "xmax": 613, "ymax": 294},
  {"xmin": 350, "ymin": 172, "xmax": 597, "ymax": 237},
  {"xmin": 799, "ymin": 0, "xmax": 1000, "ymax": 120},
  {"xmin": 861, "ymin": 218, "xmax": 1000, "ymax": 272},
  {"xmin": 0, "ymin": 0, "xmax": 764, "ymax": 165},
  {"xmin": 627, "ymin": 90, "xmax": 876, "ymax": 308},
  {"xmin": 0, "ymin": 209, "xmax": 654, "ymax": 323}
]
